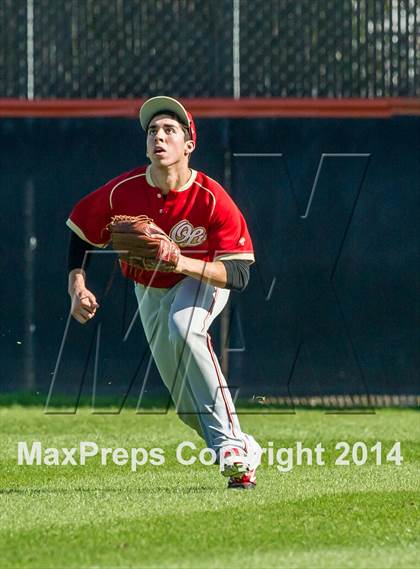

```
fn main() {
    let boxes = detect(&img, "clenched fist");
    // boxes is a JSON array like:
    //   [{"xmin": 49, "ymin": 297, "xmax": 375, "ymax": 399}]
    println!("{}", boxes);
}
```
[
  {"xmin": 68, "ymin": 269, "xmax": 99, "ymax": 324},
  {"xmin": 70, "ymin": 287, "xmax": 99, "ymax": 324}
]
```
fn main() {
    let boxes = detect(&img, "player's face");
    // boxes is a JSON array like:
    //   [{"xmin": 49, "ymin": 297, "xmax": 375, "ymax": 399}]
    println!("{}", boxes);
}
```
[{"xmin": 146, "ymin": 115, "xmax": 194, "ymax": 167}]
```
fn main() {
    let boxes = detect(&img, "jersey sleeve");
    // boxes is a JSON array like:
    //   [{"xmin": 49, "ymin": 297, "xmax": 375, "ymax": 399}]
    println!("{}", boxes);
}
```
[
  {"xmin": 207, "ymin": 188, "xmax": 255, "ymax": 263},
  {"xmin": 66, "ymin": 176, "xmax": 121, "ymax": 247}
]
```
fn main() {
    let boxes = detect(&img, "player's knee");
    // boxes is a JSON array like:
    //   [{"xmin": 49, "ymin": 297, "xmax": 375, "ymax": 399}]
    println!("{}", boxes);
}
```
[
  {"xmin": 168, "ymin": 312, "xmax": 201, "ymax": 346},
  {"xmin": 168, "ymin": 313, "xmax": 189, "ymax": 345}
]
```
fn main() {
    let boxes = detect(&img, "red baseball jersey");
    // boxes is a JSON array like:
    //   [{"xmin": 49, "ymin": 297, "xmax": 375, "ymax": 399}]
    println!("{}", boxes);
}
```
[{"xmin": 67, "ymin": 166, "xmax": 255, "ymax": 288}]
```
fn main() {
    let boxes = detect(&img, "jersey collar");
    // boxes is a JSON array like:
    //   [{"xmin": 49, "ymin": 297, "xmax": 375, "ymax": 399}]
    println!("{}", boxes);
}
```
[{"xmin": 146, "ymin": 165, "xmax": 197, "ymax": 192}]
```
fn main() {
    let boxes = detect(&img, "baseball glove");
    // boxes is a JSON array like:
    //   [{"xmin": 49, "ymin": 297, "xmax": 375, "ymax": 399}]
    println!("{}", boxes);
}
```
[{"xmin": 108, "ymin": 215, "xmax": 180, "ymax": 272}]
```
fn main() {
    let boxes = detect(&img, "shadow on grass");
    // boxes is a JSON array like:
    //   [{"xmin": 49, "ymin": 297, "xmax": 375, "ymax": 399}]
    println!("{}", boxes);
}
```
[
  {"xmin": 1, "ymin": 391, "xmax": 418, "ymax": 411},
  {"xmin": 0, "ymin": 485, "xmax": 215, "ymax": 495}
]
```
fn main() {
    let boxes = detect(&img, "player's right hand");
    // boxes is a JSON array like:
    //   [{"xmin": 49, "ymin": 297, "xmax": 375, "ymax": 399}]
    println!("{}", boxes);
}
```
[{"xmin": 70, "ymin": 288, "xmax": 100, "ymax": 324}]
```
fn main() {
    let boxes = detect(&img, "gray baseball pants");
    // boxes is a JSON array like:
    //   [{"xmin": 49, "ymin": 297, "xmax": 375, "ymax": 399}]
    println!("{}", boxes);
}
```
[{"xmin": 134, "ymin": 276, "xmax": 254, "ymax": 457}]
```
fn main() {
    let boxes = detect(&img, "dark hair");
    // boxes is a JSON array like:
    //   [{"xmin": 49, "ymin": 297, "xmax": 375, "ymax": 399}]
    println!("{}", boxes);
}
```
[{"xmin": 147, "ymin": 110, "xmax": 191, "ymax": 141}]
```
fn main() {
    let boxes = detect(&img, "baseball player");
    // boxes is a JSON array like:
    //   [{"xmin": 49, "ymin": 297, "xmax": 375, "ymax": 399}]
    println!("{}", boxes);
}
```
[{"xmin": 67, "ymin": 96, "xmax": 262, "ymax": 489}]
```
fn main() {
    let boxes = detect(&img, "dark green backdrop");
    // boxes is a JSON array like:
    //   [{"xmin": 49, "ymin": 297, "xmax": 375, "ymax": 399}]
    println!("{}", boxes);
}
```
[{"xmin": 1, "ymin": 116, "xmax": 418, "ymax": 402}]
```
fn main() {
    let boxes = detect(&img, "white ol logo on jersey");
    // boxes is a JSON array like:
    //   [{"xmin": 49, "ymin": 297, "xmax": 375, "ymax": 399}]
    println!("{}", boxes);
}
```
[{"xmin": 170, "ymin": 219, "xmax": 207, "ymax": 247}]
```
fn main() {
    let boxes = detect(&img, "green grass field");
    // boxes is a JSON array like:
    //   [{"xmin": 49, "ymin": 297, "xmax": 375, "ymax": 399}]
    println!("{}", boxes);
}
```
[{"xmin": 0, "ymin": 406, "xmax": 419, "ymax": 569}]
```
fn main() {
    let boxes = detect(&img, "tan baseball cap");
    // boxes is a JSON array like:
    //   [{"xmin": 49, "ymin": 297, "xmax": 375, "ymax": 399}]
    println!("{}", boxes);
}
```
[{"xmin": 139, "ymin": 96, "xmax": 197, "ymax": 144}]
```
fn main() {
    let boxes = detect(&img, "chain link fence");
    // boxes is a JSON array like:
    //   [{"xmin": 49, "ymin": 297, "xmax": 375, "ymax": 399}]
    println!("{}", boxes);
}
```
[
  {"xmin": 239, "ymin": 0, "xmax": 419, "ymax": 97},
  {"xmin": 0, "ymin": 0, "xmax": 28, "ymax": 97},
  {"xmin": 32, "ymin": 0, "xmax": 233, "ymax": 98},
  {"xmin": 1, "ymin": 0, "xmax": 419, "ymax": 99}
]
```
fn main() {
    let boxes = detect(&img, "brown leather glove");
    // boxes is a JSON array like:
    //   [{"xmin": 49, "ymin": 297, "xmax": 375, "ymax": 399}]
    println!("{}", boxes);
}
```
[{"xmin": 108, "ymin": 215, "xmax": 180, "ymax": 272}]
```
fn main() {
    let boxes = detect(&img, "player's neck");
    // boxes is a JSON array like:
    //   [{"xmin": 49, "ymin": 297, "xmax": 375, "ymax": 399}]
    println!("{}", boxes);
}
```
[{"xmin": 149, "ymin": 164, "xmax": 191, "ymax": 194}]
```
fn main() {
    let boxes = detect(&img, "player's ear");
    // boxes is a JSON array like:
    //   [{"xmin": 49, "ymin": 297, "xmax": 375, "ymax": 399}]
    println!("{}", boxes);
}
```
[{"xmin": 185, "ymin": 140, "xmax": 195, "ymax": 156}]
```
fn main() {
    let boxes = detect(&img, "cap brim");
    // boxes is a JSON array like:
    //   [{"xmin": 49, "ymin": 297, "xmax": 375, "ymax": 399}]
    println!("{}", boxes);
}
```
[{"xmin": 139, "ymin": 96, "xmax": 190, "ymax": 131}]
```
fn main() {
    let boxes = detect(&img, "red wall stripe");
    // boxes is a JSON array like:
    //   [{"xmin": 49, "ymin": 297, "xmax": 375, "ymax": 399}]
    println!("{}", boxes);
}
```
[{"xmin": 0, "ymin": 98, "xmax": 419, "ymax": 118}]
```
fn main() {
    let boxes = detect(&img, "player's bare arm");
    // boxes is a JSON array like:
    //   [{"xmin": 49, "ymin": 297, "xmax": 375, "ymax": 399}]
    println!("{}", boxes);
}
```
[
  {"xmin": 68, "ymin": 268, "xmax": 99, "ymax": 324},
  {"xmin": 174, "ymin": 256, "xmax": 228, "ymax": 288}
]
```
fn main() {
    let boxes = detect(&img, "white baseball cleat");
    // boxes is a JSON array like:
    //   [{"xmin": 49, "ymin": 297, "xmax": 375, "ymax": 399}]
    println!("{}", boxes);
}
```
[
  {"xmin": 220, "ymin": 446, "xmax": 250, "ymax": 479},
  {"xmin": 220, "ymin": 436, "xmax": 262, "ymax": 488},
  {"xmin": 227, "ymin": 469, "xmax": 257, "ymax": 490}
]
